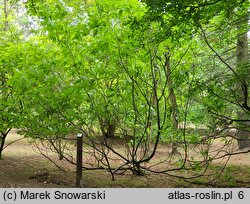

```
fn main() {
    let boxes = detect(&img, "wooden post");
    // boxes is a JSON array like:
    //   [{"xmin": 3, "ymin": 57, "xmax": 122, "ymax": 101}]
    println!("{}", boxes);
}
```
[{"xmin": 76, "ymin": 133, "xmax": 83, "ymax": 187}]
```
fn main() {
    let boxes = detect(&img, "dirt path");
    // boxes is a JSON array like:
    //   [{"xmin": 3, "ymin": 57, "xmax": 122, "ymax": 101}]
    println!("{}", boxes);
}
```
[{"xmin": 0, "ymin": 130, "xmax": 250, "ymax": 188}]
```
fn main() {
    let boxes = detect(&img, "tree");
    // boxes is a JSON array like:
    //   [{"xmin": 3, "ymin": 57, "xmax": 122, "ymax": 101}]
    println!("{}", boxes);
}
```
[
  {"xmin": 0, "ymin": 0, "xmax": 10, "ymax": 159},
  {"xmin": 143, "ymin": 0, "xmax": 250, "ymax": 140},
  {"xmin": 235, "ymin": 7, "xmax": 250, "ymax": 149},
  {"xmin": 2, "ymin": 0, "xmax": 248, "ymax": 182},
  {"xmin": 0, "ymin": 0, "xmax": 21, "ymax": 159}
]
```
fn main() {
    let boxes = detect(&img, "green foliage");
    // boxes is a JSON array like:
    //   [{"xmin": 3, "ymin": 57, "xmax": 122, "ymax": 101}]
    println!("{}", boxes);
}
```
[{"xmin": 1, "ymin": 0, "xmax": 249, "ymax": 177}]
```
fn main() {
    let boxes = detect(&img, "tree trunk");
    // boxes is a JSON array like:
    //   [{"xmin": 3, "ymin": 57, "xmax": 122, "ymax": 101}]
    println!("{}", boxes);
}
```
[
  {"xmin": 0, "ymin": 0, "xmax": 9, "ymax": 159},
  {"xmin": 236, "ymin": 20, "xmax": 250, "ymax": 149},
  {"xmin": 3, "ymin": 0, "xmax": 9, "ymax": 31},
  {"xmin": 165, "ymin": 51, "xmax": 179, "ymax": 154},
  {"xmin": 0, "ymin": 135, "xmax": 6, "ymax": 159},
  {"xmin": 0, "ymin": 129, "xmax": 11, "ymax": 159},
  {"xmin": 99, "ymin": 118, "xmax": 116, "ymax": 139}
]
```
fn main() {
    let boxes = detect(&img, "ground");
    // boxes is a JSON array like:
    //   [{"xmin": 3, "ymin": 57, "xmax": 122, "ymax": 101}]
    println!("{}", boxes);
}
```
[{"xmin": 0, "ymin": 130, "xmax": 250, "ymax": 188}]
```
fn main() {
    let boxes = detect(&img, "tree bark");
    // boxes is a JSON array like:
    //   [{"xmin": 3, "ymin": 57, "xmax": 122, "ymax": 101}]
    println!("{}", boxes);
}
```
[
  {"xmin": 0, "ymin": 0, "xmax": 9, "ymax": 159},
  {"xmin": 236, "ymin": 19, "xmax": 250, "ymax": 149},
  {"xmin": 99, "ymin": 118, "xmax": 116, "ymax": 139},
  {"xmin": 165, "ymin": 51, "xmax": 179, "ymax": 154},
  {"xmin": 0, "ymin": 129, "xmax": 11, "ymax": 159},
  {"xmin": 3, "ymin": 0, "xmax": 9, "ymax": 31}
]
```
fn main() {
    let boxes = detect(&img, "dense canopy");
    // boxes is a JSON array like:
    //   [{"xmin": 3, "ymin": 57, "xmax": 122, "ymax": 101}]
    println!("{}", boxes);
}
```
[{"xmin": 0, "ymin": 0, "xmax": 249, "ymax": 183}]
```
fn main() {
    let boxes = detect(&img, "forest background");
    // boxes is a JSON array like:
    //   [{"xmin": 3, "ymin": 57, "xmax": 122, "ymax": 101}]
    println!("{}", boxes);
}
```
[{"xmin": 0, "ymin": 0, "xmax": 249, "ymax": 187}]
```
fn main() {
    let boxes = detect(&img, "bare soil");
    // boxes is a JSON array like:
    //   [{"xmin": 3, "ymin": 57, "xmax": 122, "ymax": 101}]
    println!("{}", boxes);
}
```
[{"xmin": 0, "ymin": 130, "xmax": 250, "ymax": 188}]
